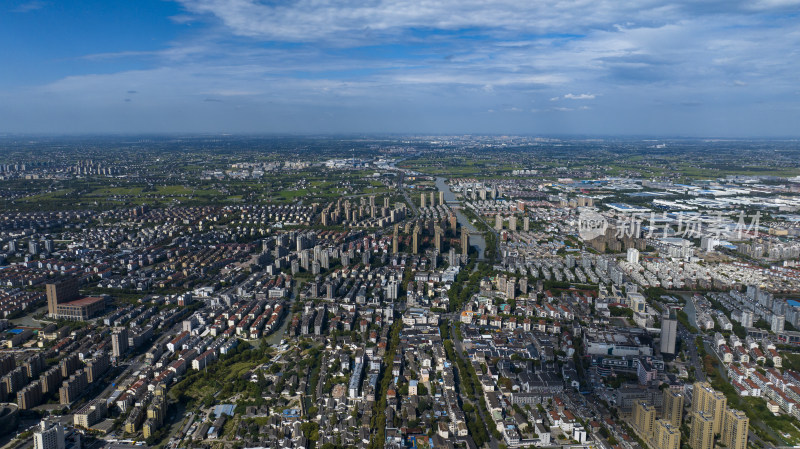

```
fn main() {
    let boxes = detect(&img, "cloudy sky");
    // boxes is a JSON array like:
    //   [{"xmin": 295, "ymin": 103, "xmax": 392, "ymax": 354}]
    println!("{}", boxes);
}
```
[{"xmin": 1, "ymin": 0, "xmax": 799, "ymax": 135}]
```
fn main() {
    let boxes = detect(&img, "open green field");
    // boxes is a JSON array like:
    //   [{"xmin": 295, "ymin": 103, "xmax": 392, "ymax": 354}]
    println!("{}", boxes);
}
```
[
  {"xmin": 5, "ymin": 138, "xmax": 800, "ymax": 214},
  {"xmin": 5, "ymin": 167, "xmax": 395, "ymax": 212},
  {"xmin": 399, "ymin": 156, "xmax": 520, "ymax": 177}
]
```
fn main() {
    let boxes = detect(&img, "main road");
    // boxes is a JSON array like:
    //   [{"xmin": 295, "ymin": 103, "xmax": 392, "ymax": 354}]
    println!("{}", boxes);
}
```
[
  {"xmin": 679, "ymin": 295, "xmax": 706, "ymax": 382},
  {"xmin": 448, "ymin": 319, "xmax": 500, "ymax": 449}
]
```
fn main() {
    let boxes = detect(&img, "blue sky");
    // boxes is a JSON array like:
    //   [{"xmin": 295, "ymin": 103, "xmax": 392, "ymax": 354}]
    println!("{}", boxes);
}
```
[{"xmin": 1, "ymin": 0, "xmax": 799, "ymax": 136}]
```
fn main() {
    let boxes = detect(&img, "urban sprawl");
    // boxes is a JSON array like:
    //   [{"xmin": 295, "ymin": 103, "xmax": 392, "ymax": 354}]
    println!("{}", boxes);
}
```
[{"xmin": 1, "ymin": 137, "xmax": 800, "ymax": 449}]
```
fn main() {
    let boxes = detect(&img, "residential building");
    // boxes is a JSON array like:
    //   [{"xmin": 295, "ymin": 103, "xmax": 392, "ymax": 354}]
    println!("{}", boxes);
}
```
[
  {"xmin": 663, "ymin": 389, "xmax": 684, "ymax": 428},
  {"xmin": 33, "ymin": 421, "xmax": 64, "ymax": 449},
  {"xmin": 654, "ymin": 419, "xmax": 680, "ymax": 449},
  {"xmin": 692, "ymin": 381, "xmax": 726, "ymax": 434},
  {"xmin": 690, "ymin": 411, "xmax": 715, "ymax": 449},
  {"xmin": 634, "ymin": 400, "xmax": 656, "ymax": 438},
  {"xmin": 721, "ymin": 408, "xmax": 748, "ymax": 449},
  {"xmin": 112, "ymin": 328, "xmax": 129, "ymax": 358}
]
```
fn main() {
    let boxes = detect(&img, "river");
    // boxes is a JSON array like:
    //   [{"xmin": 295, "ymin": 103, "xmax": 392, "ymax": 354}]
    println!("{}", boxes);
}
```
[
  {"xmin": 681, "ymin": 293, "xmax": 699, "ymax": 328},
  {"xmin": 434, "ymin": 177, "xmax": 486, "ymax": 259},
  {"xmin": 264, "ymin": 286, "xmax": 298, "ymax": 346},
  {"xmin": 264, "ymin": 309, "xmax": 291, "ymax": 346}
]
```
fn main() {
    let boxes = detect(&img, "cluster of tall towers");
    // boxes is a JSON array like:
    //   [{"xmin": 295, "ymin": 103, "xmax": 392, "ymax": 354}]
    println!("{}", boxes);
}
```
[
  {"xmin": 632, "ymin": 385, "xmax": 748, "ymax": 449},
  {"xmin": 494, "ymin": 214, "xmax": 531, "ymax": 232},
  {"xmin": 690, "ymin": 382, "xmax": 748, "ymax": 449},
  {"xmin": 321, "ymin": 195, "xmax": 404, "ymax": 226},
  {"xmin": 420, "ymin": 191, "xmax": 445, "ymax": 208},
  {"xmin": 390, "ymin": 213, "xmax": 469, "ymax": 259}
]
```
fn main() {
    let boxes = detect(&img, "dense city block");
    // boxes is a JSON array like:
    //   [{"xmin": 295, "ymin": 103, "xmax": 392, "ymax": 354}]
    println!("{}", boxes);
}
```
[{"xmin": 2, "ymin": 137, "xmax": 800, "ymax": 449}]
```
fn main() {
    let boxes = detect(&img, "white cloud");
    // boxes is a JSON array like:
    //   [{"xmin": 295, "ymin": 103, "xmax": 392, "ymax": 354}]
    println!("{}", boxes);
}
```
[
  {"xmin": 172, "ymin": 0, "xmax": 731, "ymax": 43},
  {"xmin": 747, "ymin": 0, "xmax": 800, "ymax": 9},
  {"xmin": 564, "ymin": 93, "xmax": 596, "ymax": 100},
  {"xmin": 12, "ymin": 1, "xmax": 47, "ymax": 13},
  {"xmin": 174, "ymin": 0, "xmax": 800, "ymax": 45}
]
